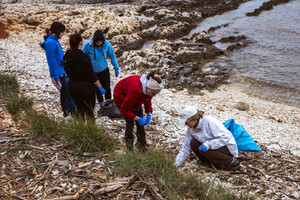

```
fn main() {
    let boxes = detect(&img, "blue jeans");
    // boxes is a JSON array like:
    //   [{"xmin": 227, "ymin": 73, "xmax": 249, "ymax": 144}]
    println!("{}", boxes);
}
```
[{"xmin": 60, "ymin": 76, "xmax": 76, "ymax": 115}]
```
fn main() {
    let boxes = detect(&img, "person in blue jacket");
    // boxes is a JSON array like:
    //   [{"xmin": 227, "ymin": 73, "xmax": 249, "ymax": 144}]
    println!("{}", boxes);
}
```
[
  {"xmin": 40, "ymin": 21, "xmax": 75, "ymax": 117},
  {"xmin": 82, "ymin": 30, "xmax": 119, "ymax": 104}
]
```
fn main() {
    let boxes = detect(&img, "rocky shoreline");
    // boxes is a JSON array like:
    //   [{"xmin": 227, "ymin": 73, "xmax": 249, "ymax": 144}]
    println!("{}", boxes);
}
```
[
  {"xmin": 0, "ymin": 0, "xmax": 253, "ymax": 92},
  {"xmin": 0, "ymin": 0, "xmax": 299, "ymax": 199}
]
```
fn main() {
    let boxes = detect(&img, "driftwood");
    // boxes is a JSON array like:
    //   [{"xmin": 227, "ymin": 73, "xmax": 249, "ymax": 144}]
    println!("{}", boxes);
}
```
[
  {"xmin": 94, "ymin": 184, "xmax": 123, "ymax": 195},
  {"xmin": 145, "ymin": 179, "xmax": 165, "ymax": 200},
  {"xmin": 247, "ymin": 165, "xmax": 267, "ymax": 178},
  {"xmin": 0, "ymin": 137, "xmax": 29, "ymax": 143},
  {"xmin": 107, "ymin": 175, "xmax": 136, "ymax": 197},
  {"xmin": 45, "ymin": 192, "xmax": 79, "ymax": 200}
]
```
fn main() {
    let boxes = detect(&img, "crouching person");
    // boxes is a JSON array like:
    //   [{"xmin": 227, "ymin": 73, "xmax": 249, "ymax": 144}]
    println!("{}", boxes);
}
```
[
  {"xmin": 113, "ymin": 72, "xmax": 163, "ymax": 151},
  {"xmin": 175, "ymin": 106, "xmax": 240, "ymax": 171}
]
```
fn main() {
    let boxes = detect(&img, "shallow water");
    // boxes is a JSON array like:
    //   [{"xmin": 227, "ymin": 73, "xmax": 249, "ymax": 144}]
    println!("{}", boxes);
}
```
[
  {"xmin": 189, "ymin": 0, "xmax": 300, "ymax": 106},
  {"xmin": 142, "ymin": 40, "xmax": 155, "ymax": 51}
]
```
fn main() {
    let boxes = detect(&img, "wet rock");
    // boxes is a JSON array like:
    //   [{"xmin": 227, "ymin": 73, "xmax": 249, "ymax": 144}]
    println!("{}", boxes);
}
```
[
  {"xmin": 246, "ymin": 0, "xmax": 291, "ymax": 17},
  {"xmin": 218, "ymin": 35, "xmax": 247, "ymax": 43},
  {"xmin": 192, "ymin": 32, "xmax": 214, "ymax": 44},
  {"xmin": 236, "ymin": 101, "xmax": 250, "ymax": 111},
  {"xmin": 227, "ymin": 42, "xmax": 248, "ymax": 51},
  {"xmin": 207, "ymin": 23, "xmax": 229, "ymax": 33}
]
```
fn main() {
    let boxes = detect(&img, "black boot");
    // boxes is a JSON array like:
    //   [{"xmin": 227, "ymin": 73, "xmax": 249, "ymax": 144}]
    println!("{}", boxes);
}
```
[
  {"xmin": 136, "ymin": 143, "xmax": 148, "ymax": 152},
  {"xmin": 125, "ymin": 139, "xmax": 134, "ymax": 151}
]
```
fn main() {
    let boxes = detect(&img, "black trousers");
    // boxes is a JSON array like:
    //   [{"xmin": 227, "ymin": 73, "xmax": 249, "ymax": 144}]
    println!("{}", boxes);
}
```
[
  {"xmin": 68, "ymin": 79, "xmax": 96, "ymax": 121},
  {"xmin": 95, "ymin": 67, "xmax": 112, "ymax": 103},
  {"xmin": 124, "ymin": 108, "xmax": 146, "ymax": 147},
  {"xmin": 190, "ymin": 139, "xmax": 234, "ymax": 170}
]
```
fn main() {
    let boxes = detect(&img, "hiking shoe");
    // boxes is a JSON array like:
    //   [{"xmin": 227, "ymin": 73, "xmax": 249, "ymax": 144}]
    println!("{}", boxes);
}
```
[
  {"xmin": 63, "ymin": 111, "xmax": 69, "ymax": 117},
  {"xmin": 228, "ymin": 160, "xmax": 240, "ymax": 171},
  {"xmin": 136, "ymin": 144, "xmax": 148, "ymax": 152}
]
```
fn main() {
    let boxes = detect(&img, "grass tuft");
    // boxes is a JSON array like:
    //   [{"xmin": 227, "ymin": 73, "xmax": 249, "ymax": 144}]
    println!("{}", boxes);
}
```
[
  {"xmin": 25, "ymin": 112, "xmax": 115, "ymax": 153},
  {"xmin": 7, "ymin": 94, "xmax": 33, "ymax": 116},
  {"xmin": 112, "ymin": 150, "xmax": 252, "ymax": 200},
  {"xmin": 0, "ymin": 73, "xmax": 33, "ymax": 118},
  {"xmin": 0, "ymin": 73, "xmax": 19, "ymax": 98},
  {"xmin": 61, "ymin": 118, "xmax": 115, "ymax": 153},
  {"xmin": 25, "ymin": 111, "xmax": 60, "ymax": 140}
]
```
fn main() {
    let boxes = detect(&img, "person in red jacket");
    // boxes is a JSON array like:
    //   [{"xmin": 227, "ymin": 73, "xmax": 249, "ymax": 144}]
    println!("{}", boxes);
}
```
[{"xmin": 114, "ymin": 72, "xmax": 163, "ymax": 151}]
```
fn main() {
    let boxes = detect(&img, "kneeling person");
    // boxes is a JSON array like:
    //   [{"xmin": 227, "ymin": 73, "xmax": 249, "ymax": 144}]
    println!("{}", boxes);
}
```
[{"xmin": 175, "ymin": 106, "xmax": 240, "ymax": 171}]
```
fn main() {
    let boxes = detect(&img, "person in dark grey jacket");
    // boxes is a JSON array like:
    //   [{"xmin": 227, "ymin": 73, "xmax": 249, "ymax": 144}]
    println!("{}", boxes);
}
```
[{"xmin": 63, "ymin": 33, "xmax": 106, "ymax": 121}]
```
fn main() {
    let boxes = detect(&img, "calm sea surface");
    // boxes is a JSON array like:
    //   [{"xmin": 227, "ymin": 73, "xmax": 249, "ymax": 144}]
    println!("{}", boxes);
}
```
[{"xmin": 189, "ymin": 0, "xmax": 300, "ymax": 106}]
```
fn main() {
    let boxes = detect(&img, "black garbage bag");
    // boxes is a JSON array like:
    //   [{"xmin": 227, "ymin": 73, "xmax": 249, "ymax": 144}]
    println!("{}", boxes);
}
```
[{"xmin": 97, "ymin": 99, "xmax": 122, "ymax": 119}]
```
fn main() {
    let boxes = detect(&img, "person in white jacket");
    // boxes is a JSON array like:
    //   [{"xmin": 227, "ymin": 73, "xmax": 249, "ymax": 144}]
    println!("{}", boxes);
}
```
[{"xmin": 175, "ymin": 106, "xmax": 240, "ymax": 171}]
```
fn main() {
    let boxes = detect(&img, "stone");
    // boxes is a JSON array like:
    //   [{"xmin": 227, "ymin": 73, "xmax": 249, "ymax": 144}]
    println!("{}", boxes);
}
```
[{"xmin": 236, "ymin": 101, "xmax": 250, "ymax": 111}]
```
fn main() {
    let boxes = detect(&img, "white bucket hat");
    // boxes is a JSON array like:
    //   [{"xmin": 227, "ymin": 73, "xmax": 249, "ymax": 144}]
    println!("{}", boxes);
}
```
[{"xmin": 178, "ymin": 106, "xmax": 198, "ymax": 125}]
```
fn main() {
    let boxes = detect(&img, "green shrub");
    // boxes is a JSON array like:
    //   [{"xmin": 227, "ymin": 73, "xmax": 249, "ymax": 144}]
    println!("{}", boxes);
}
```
[
  {"xmin": 25, "ymin": 111, "xmax": 60, "ymax": 140},
  {"xmin": 112, "ymin": 150, "xmax": 252, "ymax": 200},
  {"xmin": 7, "ymin": 94, "xmax": 33, "ymax": 116},
  {"xmin": 0, "ymin": 73, "xmax": 34, "ymax": 118},
  {"xmin": 26, "ymin": 112, "xmax": 115, "ymax": 153},
  {"xmin": 61, "ymin": 118, "xmax": 115, "ymax": 153},
  {"xmin": 0, "ymin": 73, "xmax": 19, "ymax": 98}
]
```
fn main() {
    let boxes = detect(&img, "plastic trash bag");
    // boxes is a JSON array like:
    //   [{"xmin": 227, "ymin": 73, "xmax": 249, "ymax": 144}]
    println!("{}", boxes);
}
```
[
  {"xmin": 223, "ymin": 119, "xmax": 262, "ymax": 153},
  {"xmin": 97, "ymin": 99, "xmax": 122, "ymax": 119}
]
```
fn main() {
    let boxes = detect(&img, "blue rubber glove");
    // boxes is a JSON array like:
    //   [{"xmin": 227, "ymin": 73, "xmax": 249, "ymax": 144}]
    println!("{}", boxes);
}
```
[
  {"xmin": 115, "ymin": 69, "xmax": 119, "ymax": 78},
  {"xmin": 98, "ymin": 86, "xmax": 106, "ymax": 95},
  {"xmin": 199, "ymin": 144, "xmax": 208, "ymax": 152},
  {"xmin": 137, "ymin": 117, "xmax": 147, "ymax": 126},
  {"xmin": 146, "ymin": 113, "xmax": 151, "ymax": 124}
]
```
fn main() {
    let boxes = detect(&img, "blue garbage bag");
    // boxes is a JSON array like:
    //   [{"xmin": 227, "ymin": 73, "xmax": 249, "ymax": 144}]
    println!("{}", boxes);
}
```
[{"xmin": 223, "ymin": 119, "xmax": 262, "ymax": 153}]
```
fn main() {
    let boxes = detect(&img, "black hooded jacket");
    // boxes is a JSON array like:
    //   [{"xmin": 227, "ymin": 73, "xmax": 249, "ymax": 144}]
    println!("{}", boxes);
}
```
[{"xmin": 63, "ymin": 49, "xmax": 98, "ymax": 83}]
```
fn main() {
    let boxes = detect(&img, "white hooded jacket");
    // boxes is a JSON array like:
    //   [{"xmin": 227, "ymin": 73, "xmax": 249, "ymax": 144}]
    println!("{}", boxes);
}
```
[{"xmin": 175, "ymin": 116, "xmax": 238, "ymax": 167}]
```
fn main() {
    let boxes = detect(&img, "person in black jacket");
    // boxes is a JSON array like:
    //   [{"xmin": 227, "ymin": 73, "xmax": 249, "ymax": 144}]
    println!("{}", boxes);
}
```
[{"xmin": 63, "ymin": 33, "xmax": 106, "ymax": 121}]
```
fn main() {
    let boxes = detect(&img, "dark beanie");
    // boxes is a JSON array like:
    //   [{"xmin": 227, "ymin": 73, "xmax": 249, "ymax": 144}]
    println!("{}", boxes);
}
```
[{"xmin": 93, "ymin": 30, "xmax": 105, "ymax": 46}]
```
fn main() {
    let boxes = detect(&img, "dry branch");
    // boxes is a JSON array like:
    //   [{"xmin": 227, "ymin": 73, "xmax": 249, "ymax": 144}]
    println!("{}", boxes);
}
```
[
  {"xmin": 145, "ymin": 179, "xmax": 165, "ymax": 200},
  {"xmin": 108, "ymin": 175, "xmax": 136, "ymax": 197},
  {"xmin": 0, "ymin": 137, "xmax": 29, "ymax": 143},
  {"xmin": 94, "ymin": 184, "xmax": 123, "ymax": 195},
  {"xmin": 45, "ymin": 192, "xmax": 79, "ymax": 200}
]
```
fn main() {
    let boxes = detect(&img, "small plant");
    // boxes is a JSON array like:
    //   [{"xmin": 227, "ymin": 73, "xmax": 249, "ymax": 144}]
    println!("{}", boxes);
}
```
[
  {"xmin": 112, "ymin": 150, "xmax": 252, "ymax": 200},
  {"xmin": 7, "ymin": 94, "xmax": 33, "ymax": 116},
  {"xmin": 61, "ymin": 118, "xmax": 115, "ymax": 153},
  {"xmin": 0, "ymin": 73, "xmax": 34, "ymax": 119},
  {"xmin": 25, "ymin": 111, "xmax": 116, "ymax": 153},
  {"xmin": 25, "ymin": 111, "xmax": 60, "ymax": 140},
  {"xmin": 0, "ymin": 73, "xmax": 19, "ymax": 98}
]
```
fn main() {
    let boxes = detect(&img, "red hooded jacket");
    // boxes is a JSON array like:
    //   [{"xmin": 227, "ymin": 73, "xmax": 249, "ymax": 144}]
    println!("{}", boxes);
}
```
[{"xmin": 113, "ymin": 75, "xmax": 153, "ymax": 121}]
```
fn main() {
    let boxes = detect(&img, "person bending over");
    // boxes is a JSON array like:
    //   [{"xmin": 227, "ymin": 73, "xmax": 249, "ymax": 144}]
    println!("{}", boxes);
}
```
[
  {"xmin": 113, "ymin": 72, "xmax": 163, "ymax": 151},
  {"xmin": 175, "ymin": 106, "xmax": 240, "ymax": 171}
]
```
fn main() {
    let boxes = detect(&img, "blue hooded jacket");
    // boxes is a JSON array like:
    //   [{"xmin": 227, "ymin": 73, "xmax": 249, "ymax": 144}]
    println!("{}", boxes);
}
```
[
  {"xmin": 82, "ymin": 38, "xmax": 119, "ymax": 73},
  {"xmin": 40, "ymin": 35, "xmax": 66, "ymax": 80}
]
